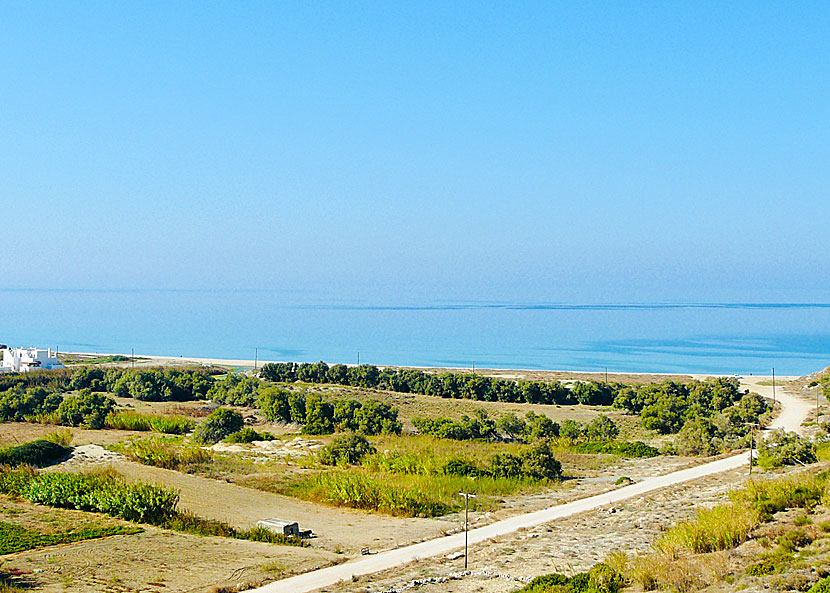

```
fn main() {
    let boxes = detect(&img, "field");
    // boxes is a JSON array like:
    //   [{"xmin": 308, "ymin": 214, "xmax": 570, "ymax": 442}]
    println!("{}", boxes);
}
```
[{"xmin": 0, "ymin": 361, "xmax": 788, "ymax": 592}]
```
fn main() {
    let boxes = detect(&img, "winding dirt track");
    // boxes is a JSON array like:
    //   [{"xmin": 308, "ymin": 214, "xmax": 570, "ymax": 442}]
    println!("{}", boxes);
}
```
[{"xmin": 250, "ymin": 375, "xmax": 810, "ymax": 593}]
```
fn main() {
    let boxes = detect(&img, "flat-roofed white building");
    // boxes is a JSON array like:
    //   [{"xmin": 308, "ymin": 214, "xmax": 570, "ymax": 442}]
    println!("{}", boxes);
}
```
[{"xmin": 0, "ymin": 346, "xmax": 63, "ymax": 373}]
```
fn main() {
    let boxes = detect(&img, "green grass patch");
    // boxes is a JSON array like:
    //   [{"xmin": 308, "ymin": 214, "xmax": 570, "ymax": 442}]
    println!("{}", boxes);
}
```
[
  {"xmin": 105, "ymin": 411, "xmax": 194, "ymax": 434},
  {"xmin": 567, "ymin": 440, "xmax": 659, "ymax": 458},
  {"xmin": 110, "ymin": 436, "xmax": 212, "ymax": 471},
  {"xmin": 657, "ymin": 503, "xmax": 759, "ymax": 554},
  {"xmin": 0, "ymin": 440, "xmax": 71, "ymax": 467},
  {"xmin": 0, "ymin": 520, "xmax": 141, "ymax": 554},
  {"xmin": 223, "ymin": 427, "xmax": 277, "ymax": 443}
]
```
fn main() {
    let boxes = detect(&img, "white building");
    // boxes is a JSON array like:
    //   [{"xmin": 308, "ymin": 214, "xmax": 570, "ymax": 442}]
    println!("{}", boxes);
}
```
[{"xmin": 0, "ymin": 346, "xmax": 63, "ymax": 373}]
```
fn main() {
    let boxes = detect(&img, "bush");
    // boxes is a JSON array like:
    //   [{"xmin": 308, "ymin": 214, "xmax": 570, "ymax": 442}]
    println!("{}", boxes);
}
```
[
  {"xmin": 520, "ymin": 441, "xmax": 562, "ymax": 480},
  {"xmin": 674, "ymin": 416, "xmax": 723, "ymax": 456},
  {"xmin": 756, "ymin": 429, "xmax": 816, "ymax": 469},
  {"xmin": 53, "ymin": 389, "xmax": 115, "ymax": 429},
  {"xmin": 223, "ymin": 427, "xmax": 276, "ymax": 443},
  {"xmin": 19, "ymin": 470, "xmax": 180, "ymax": 524},
  {"xmin": 516, "ymin": 563, "xmax": 624, "ymax": 593},
  {"xmin": 208, "ymin": 374, "xmax": 262, "ymax": 407},
  {"xmin": 809, "ymin": 576, "xmax": 830, "ymax": 593},
  {"xmin": 0, "ymin": 386, "xmax": 63, "ymax": 421},
  {"xmin": 319, "ymin": 434, "xmax": 376, "ymax": 466},
  {"xmin": 192, "ymin": 408, "xmax": 244, "ymax": 444},
  {"xmin": 0, "ymin": 440, "xmax": 71, "ymax": 467},
  {"xmin": 583, "ymin": 415, "xmax": 619, "ymax": 441}
]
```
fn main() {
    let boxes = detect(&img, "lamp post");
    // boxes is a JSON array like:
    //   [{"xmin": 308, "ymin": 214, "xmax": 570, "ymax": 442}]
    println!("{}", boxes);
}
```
[{"xmin": 458, "ymin": 492, "xmax": 476, "ymax": 569}]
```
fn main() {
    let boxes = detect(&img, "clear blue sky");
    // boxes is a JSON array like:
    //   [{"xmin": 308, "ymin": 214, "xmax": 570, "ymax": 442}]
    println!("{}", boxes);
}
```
[{"xmin": 3, "ymin": 2, "xmax": 829, "ymax": 303}]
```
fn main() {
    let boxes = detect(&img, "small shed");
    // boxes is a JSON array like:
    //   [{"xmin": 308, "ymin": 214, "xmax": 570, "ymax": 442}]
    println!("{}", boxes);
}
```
[{"xmin": 256, "ymin": 518, "xmax": 300, "ymax": 537}]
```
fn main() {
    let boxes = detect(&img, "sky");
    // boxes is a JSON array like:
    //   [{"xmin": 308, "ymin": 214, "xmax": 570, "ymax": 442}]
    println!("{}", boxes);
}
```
[{"xmin": 2, "ymin": 2, "xmax": 829, "ymax": 303}]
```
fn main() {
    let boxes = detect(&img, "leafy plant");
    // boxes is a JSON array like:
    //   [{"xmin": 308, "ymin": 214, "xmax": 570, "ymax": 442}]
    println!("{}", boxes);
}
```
[{"xmin": 192, "ymin": 408, "xmax": 244, "ymax": 444}]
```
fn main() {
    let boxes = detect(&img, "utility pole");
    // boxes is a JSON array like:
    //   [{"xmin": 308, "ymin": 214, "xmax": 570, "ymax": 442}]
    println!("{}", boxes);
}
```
[
  {"xmin": 771, "ymin": 367, "xmax": 776, "ymax": 405},
  {"xmin": 746, "ymin": 422, "xmax": 760, "ymax": 475},
  {"xmin": 357, "ymin": 352, "xmax": 360, "ymax": 366},
  {"xmin": 458, "ymin": 492, "xmax": 476, "ymax": 569},
  {"xmin": 131, "ymin": 348, "xmax": 134, "ymax": 369},
  {"xmin": 605, "ymin": 367, "xmax": 608, "ymax": 384},
  {"xmin": 472, "ymin": 361, "xmax": 475, "ymax": 373},
  {"xmin": 254, "ymin": 348, "xmax": 258, "ymax": 371}
]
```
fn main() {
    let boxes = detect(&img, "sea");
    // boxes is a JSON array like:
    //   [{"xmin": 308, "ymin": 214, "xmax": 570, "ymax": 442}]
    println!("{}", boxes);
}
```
[{"xmin": 3, "ymin": 289, "xmax": 830, "ymax": 376}]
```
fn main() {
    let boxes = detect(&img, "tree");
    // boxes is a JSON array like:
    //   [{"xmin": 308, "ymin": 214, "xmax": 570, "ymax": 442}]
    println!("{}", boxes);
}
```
[
  {"xmin": 54, "ymin": 389, "xmax": 115, "ymax": 429},
  {"xmin": 497, "ymin": 413, "xmax": 526, "ymax": 441},
  {"xmin": 318, "ymin": 434, "xmax": 376, "ymax": 465},
  {"xmin": 193, "ymin": 408, "xmax": 244, "ymax": 444},
  {"xmin": 583, "ymin": 415, "xmax": 619, "ymax": 441},
  {"xmin": 302, "ymin": 394, "xmax": 334, "ymax": 435}
]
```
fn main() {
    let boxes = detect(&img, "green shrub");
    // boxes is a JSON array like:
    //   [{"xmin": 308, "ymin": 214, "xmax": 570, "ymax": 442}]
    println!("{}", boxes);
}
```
[
  {"xmin": 53, "ymin": 389, "xmax": 116, "ymax": 429},
  {"xmin": 0, "ymin": 386, "xmax": 63, "ymax": 421},
  {"xmin": 732, "ymin": 471, "xmax": 827, "ymax": 519},
  {"xmin": 0, "ymin": 440, "xmax": 71, "ymax": 467},
  {"xmin": 745, "ymin": 556, "xmax": 780, "ymax": 576},
  {"xmin": 583, "ymin": 415, "xmax": 619, "ymax": 441},
  {"xmin": 516, "ymin": 563, "xmax": 624, "ymax": 593},
  {"xmin": 673, "ymin": 416, "xmax": 723, "ymax": 456},
  {"xmin": 776, "ymin": 528, "xmax": 813, "ymax": 552},
  {"xmin": 318, "ymin": 434, "xmax": 376, "ymax": 466},
  {"xmin": 208, "ymin": 373, "xmax": 262, "ymax": 406},
  {"xmin": 223, "ymin": 427, "xmax": 276, "ymax": 443},
  {"xmin": 14, "ymin": 470, "xmax": 179, "ymax": 524},
  {"xmin": 756, "ymin": 429, "xmax": 816, "ymax": 469},
  {"xmin": 192, "ymin": 408, "xmax": 244, "ymax": 444},
  {"xmin": 809, "ymin": 576, "xmax": 830, "ymax": 593}
]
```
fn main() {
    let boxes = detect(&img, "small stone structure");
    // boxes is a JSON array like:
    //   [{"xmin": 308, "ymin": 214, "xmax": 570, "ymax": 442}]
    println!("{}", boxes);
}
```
[{"xmin": 256, "ymin": 518, "xmax": 301, "ymax": 537}]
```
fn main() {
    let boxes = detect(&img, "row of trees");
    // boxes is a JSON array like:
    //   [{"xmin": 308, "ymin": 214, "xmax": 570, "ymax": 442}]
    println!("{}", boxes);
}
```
[
  {"xmin": 411, "ymin": 410, "xmax": 621, "ymax": 443},
  {"xmin": 256, "ymin": 388, "xmax": 402, "ymax": 435},
  {"xmin": 260, "ymin": 362, "xmax": 767, "ymax": 438},
  {"xmin": 69, "ymin": 367, "xmax": 217, "ymax": 401},
  {"xmin": 259, "ymin": 362, "xmax": 610, "ymax": 405},
  {"xmin": 0, "ymin": 386, "xmax": 116, "ymax": 429}
]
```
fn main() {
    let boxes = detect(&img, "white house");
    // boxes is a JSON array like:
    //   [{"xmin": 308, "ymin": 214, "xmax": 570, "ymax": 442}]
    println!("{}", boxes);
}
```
[{"xmin": 0, "ymin": 346, "xmax": 63, "ymax": 373}]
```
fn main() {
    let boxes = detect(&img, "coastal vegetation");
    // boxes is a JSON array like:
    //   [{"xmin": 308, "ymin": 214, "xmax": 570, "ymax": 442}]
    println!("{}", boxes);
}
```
[{"xmin": 0, "ymin": 463, "xmax": 305, "ymax": 546}]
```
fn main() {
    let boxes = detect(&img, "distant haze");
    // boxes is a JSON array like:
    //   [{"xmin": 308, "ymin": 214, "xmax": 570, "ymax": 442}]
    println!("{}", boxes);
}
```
[{"xmin": 2, "ymin": 3, "xmax": 828, "ymax": 303}]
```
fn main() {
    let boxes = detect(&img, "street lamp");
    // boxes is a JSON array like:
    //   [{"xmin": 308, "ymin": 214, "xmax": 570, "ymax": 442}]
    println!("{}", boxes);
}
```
[{"xmin": 458, "ymin": 492, "xmax": 476, "ymax": 569}]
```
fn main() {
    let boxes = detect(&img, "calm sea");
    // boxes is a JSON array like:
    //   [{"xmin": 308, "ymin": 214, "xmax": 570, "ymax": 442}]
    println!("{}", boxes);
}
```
[{"xmin": 3, "ymin": 289, "xmax": 830, "ymax": 375}]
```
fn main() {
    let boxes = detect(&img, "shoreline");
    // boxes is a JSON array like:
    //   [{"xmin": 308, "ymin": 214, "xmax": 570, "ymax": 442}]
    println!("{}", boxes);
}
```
[{"xmin": 62, "ymin": 350, "xmax": 799, "ymax": 382}]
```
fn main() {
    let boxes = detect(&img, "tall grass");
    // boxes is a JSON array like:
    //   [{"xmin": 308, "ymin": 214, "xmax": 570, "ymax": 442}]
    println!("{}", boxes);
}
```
[
  {"xmin": 105, "ymin": 411, "xmax": 194, "ymax": 434},
  {"xmin": 657, "ymin": 504, "xmax": 759, "ymax": 555},
  {"xmin": 287, "ymin": 470, "xmax": 451, "ymax": 517},
  {"xmin": 110, "ymin": 436, "xmax": 212, "ymax": 471},
  {"xmin": 287, "ymin": 468, "xmax": 531, "ymax": 517},
  {"xmin": 622, "ymin": 469, "xmax": 829, "ymax": 592}
]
